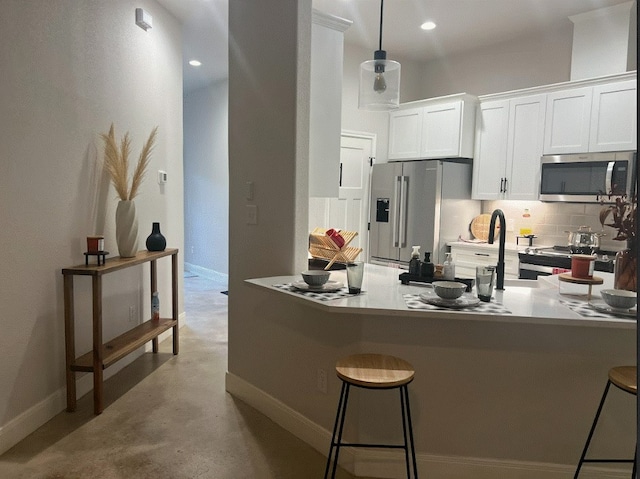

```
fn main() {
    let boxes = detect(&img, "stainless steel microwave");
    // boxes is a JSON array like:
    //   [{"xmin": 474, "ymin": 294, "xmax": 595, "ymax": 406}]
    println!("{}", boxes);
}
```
[{"xmin": 539, "ymin": 151, "xmax": 636, "ymax": 203}]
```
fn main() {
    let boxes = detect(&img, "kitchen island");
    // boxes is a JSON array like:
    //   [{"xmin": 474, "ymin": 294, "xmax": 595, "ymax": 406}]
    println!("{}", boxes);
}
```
[{"xmin": 228, "ymin": 264, "xmax": 636, "ymax": 479}]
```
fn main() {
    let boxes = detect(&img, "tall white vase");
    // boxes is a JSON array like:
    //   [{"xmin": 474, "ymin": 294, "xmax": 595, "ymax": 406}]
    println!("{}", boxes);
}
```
[{"xmin": 115, "ymin": 200, "xmax": 139, "ymax": 258}]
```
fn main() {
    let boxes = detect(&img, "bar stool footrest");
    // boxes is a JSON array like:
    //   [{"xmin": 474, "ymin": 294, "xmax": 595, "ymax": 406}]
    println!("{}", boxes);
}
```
[{"xmin": 333, "ymin": 442, "xmax": 408, "ymax": 449}]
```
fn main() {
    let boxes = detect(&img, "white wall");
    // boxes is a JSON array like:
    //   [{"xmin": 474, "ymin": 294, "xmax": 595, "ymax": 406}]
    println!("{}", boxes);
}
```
[
  {"xmin": 227, "ymin": 0, "xmax": 312, "ymax": 380},
  {"xmin": 183, "ymin": 79, "xmax": 229, "ymax": 276},
  {"xmin": 0, "ymin": 0, "xmax": 184, "ymax": 453},
  {"xmin": 416, "ymin": 23, "xmax": 574, "ymax": 99}
]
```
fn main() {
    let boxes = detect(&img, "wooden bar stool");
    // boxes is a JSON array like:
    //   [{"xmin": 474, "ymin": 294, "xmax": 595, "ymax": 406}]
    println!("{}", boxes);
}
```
[
  {"xmin": 574, "ymin": 366, "xmax": 637, "ymax": 478},
  {"xmin": 323, "ymin": 353, "xmax": 418, "ymax": 479}
]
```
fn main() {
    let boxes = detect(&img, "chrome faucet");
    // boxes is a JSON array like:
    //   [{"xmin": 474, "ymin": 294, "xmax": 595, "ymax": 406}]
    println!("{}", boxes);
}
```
[{"xmin": 488, "ymin": 209, "xmax": 506, "ymax": 290}]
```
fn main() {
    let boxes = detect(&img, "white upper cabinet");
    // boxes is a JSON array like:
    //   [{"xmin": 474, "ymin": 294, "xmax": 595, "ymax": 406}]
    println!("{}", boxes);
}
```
[
  {"xmin": 588, "ymin": 79, "xmax": 637, "ymax": 152},
  {"xmin": 420, "ymin": 101, "xmax": 466, "ymax": 158},
  {"xmin": 472, "ymin": 94, "xmax": 546, "ymax": 200},
  {"xmin": 506, "ymin": 95, "xmax": 547, "ymax": 200},
  {"xmin": 388, "ymin": 95, "xmax": 477, "ymax": 161},
  {"xmin": 543, "ymin": 87, "xmax": 592, "ymax": 154},
  {"xmin": 472, "ymin": 100, "xmax": 509, "ymax": 199},
  {"xmin": 388, "ymin": 108, "xmax": 423, "ymax": 159},
  {"xmin": 309, "ymin": 11, "xmax": 351, "ymax": 198},
  {"xmin": 543, "ymin": 76, "xmax": 637, "ymax": 155}
]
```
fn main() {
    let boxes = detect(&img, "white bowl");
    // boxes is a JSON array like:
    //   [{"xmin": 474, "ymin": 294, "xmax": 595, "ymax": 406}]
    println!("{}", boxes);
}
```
[
  {"xmin": 432, "ymin": 281, "xmax": 468, "ymax": 300},
  {"xmin": 600, "ymin": 289, "xmax": 637, "ymax": 310},
  {"xmin": 301, "ymin": 270, "xmax": 330, "ymax": 287}
]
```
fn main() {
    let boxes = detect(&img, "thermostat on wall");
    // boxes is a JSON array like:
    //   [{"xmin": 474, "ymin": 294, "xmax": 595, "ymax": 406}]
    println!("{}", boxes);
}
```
[{"xmin": 158, "ymin": 170, "xmax": 167, "ymax": 184}]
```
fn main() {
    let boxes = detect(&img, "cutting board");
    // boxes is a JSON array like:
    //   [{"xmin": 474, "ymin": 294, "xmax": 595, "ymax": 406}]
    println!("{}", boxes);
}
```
[{"xmin": 470, "ymin": 214, "xmax": 500, "ymax": 241}]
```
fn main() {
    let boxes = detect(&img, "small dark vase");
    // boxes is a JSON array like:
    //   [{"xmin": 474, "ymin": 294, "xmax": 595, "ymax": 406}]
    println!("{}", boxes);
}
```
[{"xmin": 146, "ymin": 222, "xmax": 166, "ymax": 251}]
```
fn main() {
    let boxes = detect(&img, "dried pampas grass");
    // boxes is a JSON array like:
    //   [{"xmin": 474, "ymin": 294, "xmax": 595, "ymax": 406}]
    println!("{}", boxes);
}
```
[{"xmin": 101, "ymin": 123, "xmax": 158, "ymax": 201}]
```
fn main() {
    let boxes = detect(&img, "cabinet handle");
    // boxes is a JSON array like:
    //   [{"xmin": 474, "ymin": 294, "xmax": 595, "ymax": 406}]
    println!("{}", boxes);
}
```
[
  {"xmin": 499, "ymin": 178, "xmax": 504, "ymax": 193},
  {"xmin": 474, "ymin": 253, "xmax": 490, "ymax": 257},
  {"xmin": 503, "ymin": 177, "xmax": 508, "ymax": 193}
]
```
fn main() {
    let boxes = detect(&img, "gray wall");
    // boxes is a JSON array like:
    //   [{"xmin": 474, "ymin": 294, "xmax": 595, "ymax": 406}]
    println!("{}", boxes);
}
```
[
  {"xmin": 0, "ymin": 0, "xmax": 184, "ymax": 453},
  {"xmin": 184, "ymin": 79, "xmax": 229, "ymax": 276},
  {"xmin": 416, "ymin": 23, "xmax": 574, "ymax": 98}
]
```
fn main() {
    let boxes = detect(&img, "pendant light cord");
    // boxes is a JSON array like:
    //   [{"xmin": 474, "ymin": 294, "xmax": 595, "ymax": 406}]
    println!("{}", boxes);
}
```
[{"xmin": 378, "ymin": 0, "xmax": 384, "ymax": 51}]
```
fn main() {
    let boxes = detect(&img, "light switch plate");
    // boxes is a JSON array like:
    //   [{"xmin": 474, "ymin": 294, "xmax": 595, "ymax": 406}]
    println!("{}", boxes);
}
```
[{"xmin": 246, "ymin": 205, "xmax": 258, "ymax": 225}]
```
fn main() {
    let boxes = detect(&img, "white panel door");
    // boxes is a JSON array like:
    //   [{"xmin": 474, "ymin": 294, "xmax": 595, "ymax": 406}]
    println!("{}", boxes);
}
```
[{"xmin": 327, "ymin": 133, "xmax": 374, "ymax": 260}]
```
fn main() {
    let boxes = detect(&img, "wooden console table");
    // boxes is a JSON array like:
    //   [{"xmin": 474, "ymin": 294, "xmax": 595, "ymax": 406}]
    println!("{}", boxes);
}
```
[{"xmin": 62, "ymin": 248, "xmax": 179, "ymax": 414}]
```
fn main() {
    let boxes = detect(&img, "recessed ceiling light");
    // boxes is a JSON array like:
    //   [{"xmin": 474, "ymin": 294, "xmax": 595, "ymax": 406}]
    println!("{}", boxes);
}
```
[
  {"xmin": 420, "ymin": 21, "xmax": 436, "ymax": 31},
  {"xmin": 189, "ymin": 60, "xmax": 202, "ymax": 67}
]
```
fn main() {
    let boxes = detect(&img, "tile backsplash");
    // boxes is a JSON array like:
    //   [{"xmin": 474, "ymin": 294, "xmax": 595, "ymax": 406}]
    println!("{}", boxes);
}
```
[{"xmin": 483, "ymin": 200, "xmax": 628, "ymax": 253}]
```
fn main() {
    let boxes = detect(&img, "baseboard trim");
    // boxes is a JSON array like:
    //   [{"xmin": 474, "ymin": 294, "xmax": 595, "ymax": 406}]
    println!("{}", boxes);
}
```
[
  {"xmin": 184, "ymin": 263, "xmax": 228, "ymax": 283},
  {"xmin": 0, "ymin": 312, "xmax": 187, "ymax": 457},
  {"xmin": 224, "ymin": 372, "xmax": 630, "ymax": 479}
]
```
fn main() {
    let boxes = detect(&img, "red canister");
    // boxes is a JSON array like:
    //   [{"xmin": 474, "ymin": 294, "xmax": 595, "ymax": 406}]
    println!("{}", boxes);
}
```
[{"xmin": 571, "ymin": 254, "xmax": 596, "ymax": 279}]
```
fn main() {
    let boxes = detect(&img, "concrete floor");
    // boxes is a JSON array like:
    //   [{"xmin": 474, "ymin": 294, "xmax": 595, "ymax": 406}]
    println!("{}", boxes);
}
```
[{"xmin": 0, "ymin": 274, "xmax": 361, "ymax": 479}]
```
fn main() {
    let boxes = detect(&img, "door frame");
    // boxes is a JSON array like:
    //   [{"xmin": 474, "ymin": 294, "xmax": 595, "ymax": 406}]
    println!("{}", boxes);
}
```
[{"xmin": 340, "ymin": 130, "xmax": 376, "ymax": 262}]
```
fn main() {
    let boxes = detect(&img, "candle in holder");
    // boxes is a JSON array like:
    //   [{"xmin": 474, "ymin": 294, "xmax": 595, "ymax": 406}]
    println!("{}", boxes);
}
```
[{"xmin": 87, "ymin": 235, "xmax": 104, "ymax": 253}]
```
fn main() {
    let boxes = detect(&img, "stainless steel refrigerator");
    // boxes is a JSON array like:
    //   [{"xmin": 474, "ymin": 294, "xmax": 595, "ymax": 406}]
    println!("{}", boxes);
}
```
[{"xmin": 369, "ymin": 159, "xmax": 480, "ymax": 267}]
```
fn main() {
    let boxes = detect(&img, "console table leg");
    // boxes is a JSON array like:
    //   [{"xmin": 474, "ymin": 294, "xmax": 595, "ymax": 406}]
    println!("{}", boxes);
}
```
[
  {"xmin": 92, "ymin": 276, "xmax": 104, "ymax": 414},
  {"xmin": 63, "ymin": 274, "xmax": 76, "ymax": 412},
  {"xmin": 172, "ymin": 252, "xmax": 179, "ymax": 355},
  {"xmin": 151, "ymin": 259, "xmax": 159, "ymax": 353}
]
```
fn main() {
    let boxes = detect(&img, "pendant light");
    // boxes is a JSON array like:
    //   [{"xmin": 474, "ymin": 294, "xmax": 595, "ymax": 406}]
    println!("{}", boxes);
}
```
[{"xmin": 358, "ymin": 0, "xmax": 401, "ymax": 111}]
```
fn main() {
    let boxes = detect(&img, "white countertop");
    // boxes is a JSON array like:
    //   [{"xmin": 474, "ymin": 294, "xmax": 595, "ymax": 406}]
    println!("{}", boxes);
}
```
[{"xmin": 246, "ymin": 264, "xmax": 637, "ymax": 329}]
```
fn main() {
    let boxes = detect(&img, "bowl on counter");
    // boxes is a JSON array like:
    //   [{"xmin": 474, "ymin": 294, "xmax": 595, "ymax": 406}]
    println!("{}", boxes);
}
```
[
  {"xmin": 600, "ymin": 289, "xmax": 637, "ymax": 310},
  {"xmin": 301, "ymin": 270, "xmax": 330, "ymax": 287},
  {"xmin": 432, "ymin": 281, "xmax": 468, "ymax": 300}
]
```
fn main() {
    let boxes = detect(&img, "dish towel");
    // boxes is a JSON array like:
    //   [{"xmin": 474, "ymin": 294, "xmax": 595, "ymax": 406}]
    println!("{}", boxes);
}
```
[
  {"xmin": 273, "ymin": 283, "xmax": 358, "ymax": 301},
  {"xmin": 559, "ymin": 299, "xmax": 636, "ymax": 319},
  {"xmin": 403, "ymin": 294, "xmax": 512, "ymax": 314}
]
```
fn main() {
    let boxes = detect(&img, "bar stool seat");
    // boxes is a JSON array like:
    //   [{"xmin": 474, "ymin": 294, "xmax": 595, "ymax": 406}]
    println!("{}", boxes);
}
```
[
  {"xmin": 324, "ymin": 353, "xmax": 418, "ymax": 479},
  {"xmin": 574, "ymin": 366, "xmax": 637, "ymax": 478}
]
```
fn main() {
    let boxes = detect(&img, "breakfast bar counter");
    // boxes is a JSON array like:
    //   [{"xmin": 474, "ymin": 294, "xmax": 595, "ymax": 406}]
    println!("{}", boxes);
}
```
[
  {"xmin": 246, "ymin": 263, "xmax": 636, "ymax": 329},
  {"xmin": 231, "ymin": 264, "xmax": 636, "ymax": 477}
]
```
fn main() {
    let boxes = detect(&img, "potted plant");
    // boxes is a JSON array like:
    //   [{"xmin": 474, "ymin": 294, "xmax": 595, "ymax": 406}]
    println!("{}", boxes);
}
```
[{"xmin": 599, "ymin": 193, "xmax": 637, "ymax": 291}]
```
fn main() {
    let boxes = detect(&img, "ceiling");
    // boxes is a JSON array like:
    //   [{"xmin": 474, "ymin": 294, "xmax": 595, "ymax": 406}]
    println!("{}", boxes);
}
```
[{"xmin": 155, "ymin": 0, "xmax": 633, "ymax": 93}]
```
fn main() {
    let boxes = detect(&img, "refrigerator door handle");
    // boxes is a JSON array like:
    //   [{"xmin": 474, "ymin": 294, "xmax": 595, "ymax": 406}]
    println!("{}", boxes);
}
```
[
  {"xmin": 399, "ymin": 175, "xmax": 409, "ymax": 247},
  {"xmin": 392, "ymin": 175, "xmax": 401, "ymax": 247}
]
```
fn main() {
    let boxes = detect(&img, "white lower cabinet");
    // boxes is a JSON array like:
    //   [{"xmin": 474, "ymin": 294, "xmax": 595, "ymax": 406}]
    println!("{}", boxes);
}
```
[{"xmin": 449, "ymin": 243, "xmax": 520, "ymax": 280}]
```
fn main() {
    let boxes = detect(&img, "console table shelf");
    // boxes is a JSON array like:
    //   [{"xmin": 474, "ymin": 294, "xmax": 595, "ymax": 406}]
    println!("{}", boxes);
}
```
[{"xmin": 62, "ymin": 248, "xmax": 179, "ymax": 414}]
